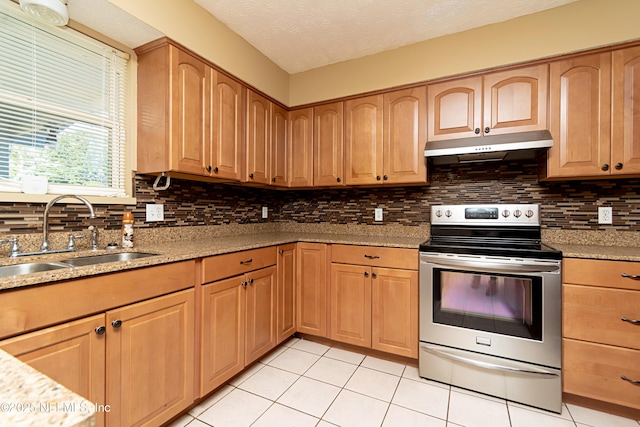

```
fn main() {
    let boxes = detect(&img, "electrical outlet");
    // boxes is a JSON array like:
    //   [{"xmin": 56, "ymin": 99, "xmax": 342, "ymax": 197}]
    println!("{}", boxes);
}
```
[
  {"xmin": 598, "ymin": 207, "xmax": 612, "ymax": 224},
  {"xmin": 146, "ymin": 204, "xmax": 164, "ymax": 222},
  {"xmin": 374, "ymin": 208, "xmax": 383, "ymax": 222},
  {"xmin": 262, "ymin": 206, "xmax": 268, "ymax": 219}
]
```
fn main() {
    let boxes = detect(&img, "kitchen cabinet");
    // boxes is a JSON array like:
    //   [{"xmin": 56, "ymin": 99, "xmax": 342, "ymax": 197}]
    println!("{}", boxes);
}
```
[
  {"xmin": 289, "ymin": 108, "xmax": 314, "ymax": 187},
  {"xmin": 271, "ymin": 103, "xmax": 289, "ymax": 186},
  {"xmin": 427, "ymin": 65, "xmax": 548, "ymax": 141},
  {"xmin": 329, "ymin": 245, "xmax": 419, "ymax": 358},
  {"xmin": 562, "ymin": 258, "xmax": 640, "ymax": 411},
  {"xmin": 136, "ymin": 39, "xmax": 244, "ymax": 181},
  {"xmin": 314, "ymin": 102, "xmax": 345, "ymax": 186},
  {"xmin": 200, "ymin": 247, "xmax": 277, "ymax": 395},
  {"xmin": 612, "ymin": 46, "xmax": 640, "ymax": 175},
  {"xmin": 276, "ymin": 244, "xmax": 296, "ymax": 343},
  {"xmin": 0, "ymin": 314, "xmax": 107, "ymax": 427},
  {"xmin": 296, "ymin": 242, "xmax": 329, "ymax": 337},
  {"xmin": 246, "ymin": 90, "xmax": 271, "ymax": 185},
  {"xmin": 345, "ymin": 95, "xmax": 384, "ymax": 185}
]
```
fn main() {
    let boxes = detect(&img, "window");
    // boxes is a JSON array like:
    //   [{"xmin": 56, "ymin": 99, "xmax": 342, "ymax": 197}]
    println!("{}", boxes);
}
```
[{"xmin": 0, "ymin": 2, "xmax": 129, "ymax": 198}]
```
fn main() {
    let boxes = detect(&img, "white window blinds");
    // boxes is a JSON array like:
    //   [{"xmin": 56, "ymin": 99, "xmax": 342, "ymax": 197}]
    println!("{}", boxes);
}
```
[{"xmin": 0, "ymin": 2, "xmax": 129, "ymax": 197}]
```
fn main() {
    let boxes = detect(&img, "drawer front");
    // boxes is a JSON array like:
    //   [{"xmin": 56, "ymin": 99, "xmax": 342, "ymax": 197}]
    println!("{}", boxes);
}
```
[
  {"xmin": 564, "ymin": 258, "xmax": 640, "ymax": 290},
  {"xmin": 563, "ymin": 284, "xmax": 640, "ymax": 350},
  {"xmin": 202, "ymin": 246, "xmax": 277, "ymax": 283},
  {"xmin": 563, "ymin": 338, "xmax": 640, "ymax": 410},
  {"xmin": 331, "ymin": 244, "xmax": 418, "ymax": 270}
]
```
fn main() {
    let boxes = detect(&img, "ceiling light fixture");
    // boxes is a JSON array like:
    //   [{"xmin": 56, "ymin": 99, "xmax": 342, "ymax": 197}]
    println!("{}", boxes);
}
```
[{"xmin": 19, "ymin": 0, "xmax": 69, "ymax": 26}]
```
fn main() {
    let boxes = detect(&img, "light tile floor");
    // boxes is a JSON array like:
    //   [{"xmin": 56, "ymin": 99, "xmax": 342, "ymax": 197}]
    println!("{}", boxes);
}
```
[{"xmin": 170, "ymin": 338, "xmax": 640, "ymax": 427}]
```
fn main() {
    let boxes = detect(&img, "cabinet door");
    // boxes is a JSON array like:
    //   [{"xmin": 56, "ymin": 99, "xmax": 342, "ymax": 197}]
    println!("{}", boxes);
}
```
[
  {"xmin": 245, "ymin": 266, "xmax": 276, "ymax": 364},
  {"xmin": 289, "ymin": 108, "xmax": 314, "ymax": 187},
  {"xmin": 201, "ymin": 276, "xmax": 245, "ymax": 396},
  {"xmin": 483, "ymin": 64, "xmax": 549, "ymax": 136},
  {"xmin": 246, "ymin": 90, "xmax": 271, "ymax": 184},
  {"xmin": 345, "ymin": 95, "xmax": 384, "ymax": 185},
  {"xmin": 547, "ymin": 53, "xmax": 612, "ymax": 178},
  {"xmin": 296, "ymin": 242, "xmax": 328, "ymax": 337},
  {"xmin": 330, "ymin": 263, "xmax": 371, "ymax": 347},
  {"xmin": 106, "ymin": 289, "xmax": 194, "ymax": 427},
  {"xmin": 371, "ymin": 268, "xmax": 418, "ymax": 358},
  {"xmin": 383, "ymin": 87, "xmax": 427, "ymax": 184},
  {"xmin": 271, "ymin": 104, "xmax": 289, "ymax": 186},
  {"xmin": 277, "ymin": 244, "xmax": 296, "ymax": 344},
  {"xmin": 170, "ymin": 46, "xmax": 210, "ymax": 175},
  {"xmin": 427, "ymin": 76, "xmax": 482, "ymax": 141},
  {"xmin": 612, "ymin": 46, "xmax": 640, "ymax": 175},
  {"xmin": 314, "ymin": 102, "xmax": 345, "ymax": 186},
  {"xmin": 211, "ymin": 71, "xmax": 244, "ymax": 181},
  {"xmin": 0, "ymin": 314, "xmax": 106, "ymax": 427}
]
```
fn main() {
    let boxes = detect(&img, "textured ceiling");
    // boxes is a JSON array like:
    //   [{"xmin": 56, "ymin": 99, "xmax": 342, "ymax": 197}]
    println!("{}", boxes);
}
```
[{"xmin": 194, "ymin": 0, "xmax": 578, "ymax": 73}]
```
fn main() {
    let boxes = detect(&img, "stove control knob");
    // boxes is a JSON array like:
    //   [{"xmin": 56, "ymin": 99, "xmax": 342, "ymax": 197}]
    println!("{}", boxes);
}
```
[
  {"xmin": 525, "ymin": 209, "xmax": 535, "ymax": 218},
  {"xmin": 435, "ymin": 210, "xmax": 442, "ymax": 218},
  {"xmin": 502, "ymin": 209, "xmax": 510, "ymax": 218},
  {"xmin": 445, "ymin": 210, "xmax": 452, "ymax": 218},
  {"xmin": 513, "ymin": 209, "xmax": 522, "ymax": 218}
]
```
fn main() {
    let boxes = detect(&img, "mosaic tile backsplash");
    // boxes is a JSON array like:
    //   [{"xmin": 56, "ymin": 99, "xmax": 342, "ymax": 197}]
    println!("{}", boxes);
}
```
[{"xmin": 1, "ymin": 161, "xmax": 640, "ymax": 235}]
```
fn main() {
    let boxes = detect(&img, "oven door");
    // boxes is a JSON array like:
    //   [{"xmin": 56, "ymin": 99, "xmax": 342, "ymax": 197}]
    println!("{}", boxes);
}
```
[{"xmin": 419, "ymin": 252, "xmax": 562, "ymax": 369}]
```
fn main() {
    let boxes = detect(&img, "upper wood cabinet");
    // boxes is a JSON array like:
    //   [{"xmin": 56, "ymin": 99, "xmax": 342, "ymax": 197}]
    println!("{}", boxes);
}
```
[
  {"xmin": 345, "ymin": 88, "xmax": 427, "ymax": 186},
  {"xmin": 246, "ymin": 90, "xmax": 271, "ymax": 184},
  {"xmin": 289, "ymin": 108, "xmax": 314, "ymax": 187},
  {"xmin": 314, "ymin": 102, "xmax": 345, "ymax": 186},
  {"xmin": 427, "ymin": 65, "xmax": 549, "ymax": 141},
  {"xmin": 612, "ymin": 46, "xmax": 640, "ymax": 175},
  {"xmin": 136, "ymin": 40, "xmax": 244, "ymax": 180},
  {"xmin": 271, "ymin": 104, "xmax": 289, "ymax": 186}
]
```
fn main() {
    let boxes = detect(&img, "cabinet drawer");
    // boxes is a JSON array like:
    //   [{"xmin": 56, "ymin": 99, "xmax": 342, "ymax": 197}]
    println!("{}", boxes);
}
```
[
  {"xmin": 563, "ymin": 284, "xmax": 640, "ymax": 350},
  {"xmin": 331, "ymin": 244, "xmax": 418, "ymax": 270},
  {"xmin": 563, "ymin": 338, "xmax": 640, "ymax": 410},
  {"xmin": 564, "ymin": 258, "xmax": 640, "ymax": 290},
  {"xmin": 202, "ymin": 247, "xmax": 277, "ymax": 283}
]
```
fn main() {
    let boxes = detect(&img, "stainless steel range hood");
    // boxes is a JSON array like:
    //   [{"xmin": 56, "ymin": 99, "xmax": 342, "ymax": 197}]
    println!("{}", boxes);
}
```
[{"xmin": 424, "ymin": 130, "xmax": 553, "ymax": 165}]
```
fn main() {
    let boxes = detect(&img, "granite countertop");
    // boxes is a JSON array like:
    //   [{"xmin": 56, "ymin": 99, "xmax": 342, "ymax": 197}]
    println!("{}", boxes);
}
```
[
  {"xmin": 0, "ymin": 350, "xmax": 95, "ymax": 427},
  {"xmin": 550, "ymin": 243, "xmax": 640, "ymax": 262}
]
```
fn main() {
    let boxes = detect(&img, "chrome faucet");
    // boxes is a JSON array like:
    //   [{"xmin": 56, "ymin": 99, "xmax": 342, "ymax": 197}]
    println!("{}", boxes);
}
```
[{"xmin": 41, "ymin": 195, "xmax": 96, "ymax": 252}]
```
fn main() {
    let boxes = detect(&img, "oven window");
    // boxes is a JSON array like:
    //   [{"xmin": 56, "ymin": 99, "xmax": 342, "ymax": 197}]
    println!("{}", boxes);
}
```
[{"xmin": 433, "ymin": 269, "xmax": 542, "ymax": 340}]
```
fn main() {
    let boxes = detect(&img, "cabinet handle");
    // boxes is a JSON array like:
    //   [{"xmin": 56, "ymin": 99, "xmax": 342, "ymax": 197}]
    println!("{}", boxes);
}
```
[
  {"xmin": 376, "ymin": 175, "xmax": 381, "ymax": 181},
  {"xmin": 615, "ymin": 163, "xmax": 623, "ymax": 170},
  {"xmin": 336, "ymin": 177, "xmax": 341, "ymax": 183},
  {"xmin": 240, "ymin": 258, "xmax": 253, "ymax": 265},
  {"xmin": 484, "ymin": 127, "xmax": 490, "ymax": 134},
  {"xmin": 621, "ymin": 273, "xmax": 640, "ymax": 280},
  {"xmin": 206, "ymin": 165, "xmax": 212, "ymax": 172},
  {"xmin": 474, "ymin": 128, "xmax": 480, "ymax": 134},
  {"xmin": 213, "ymin": 166, "xmax": 219, "ymax": 173},
  {"xmin": 248, "ymin": 278, "xmax": 254, "ymax": 284},
  {"xmin": 272, "ymin": 177, "xmax": 276, "ymax": 182},
  {"xmin": 621, "ymin": 316, "xmax": 640, "ymax": 325},
  {"xmin": 111, "ymin": 320, "xmax": 122, "ymax": 329},
  {"xmin": 241, "ymin": 281, "xmax": 248, "ymax": 288},
  {"xmin": 364, "ymin": 254, "xmax": 380, "ymax": 259},
  {"xmin": 383, "ymin": 175, "xmax": 388, "ymax": 180},
  {"xmin": 621, "ymin": 375, "xmax": 640, "ymax": 385},
  {"xmin": 364, "ymin": 271, "xmax": 369, "ymax": 277},
  {"xmin": 279, "ymin": 249, "xmax": 284, "ymax": 254},
  {"xmin": 602, "ymin": 164, "xmax": 610, "ymax": 171},
  {"xmin": 95, "ymin": 326, "xmax": 106, "ymax": 335},
  {"xmin": 372, "ymin": 272, "xmax": 377, "ymax": 278},
  {"xmin": 249, "ymin": 173, "xmax": 254, "ymax": 179}
]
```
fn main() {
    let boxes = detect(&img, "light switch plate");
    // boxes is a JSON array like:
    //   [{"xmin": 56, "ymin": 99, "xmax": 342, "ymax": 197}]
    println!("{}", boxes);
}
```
[
  {"xmin": 374, "ymin": 208, "xmax": 383, "ymax": 222},
  {"xmin": 262, "ymin": 206, "xmax": 268, "ymax": 219},
  {"xmin": 598, "ymin": 207, "xmax": 612, "ymax": 224},
  {"xmin": 146, "ymin": 204, "xmax": 164, "ymax": 222}
]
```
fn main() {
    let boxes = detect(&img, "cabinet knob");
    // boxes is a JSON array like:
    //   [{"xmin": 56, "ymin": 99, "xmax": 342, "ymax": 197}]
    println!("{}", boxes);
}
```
[
  {"xmin": 383, "ymin": 175, "xmax": 388, "ymax": 180},
  {"xmin": 364, "ymin": 271, "xmax": 369, "ymax": 277},
  {"xmin": 376, "ymin": 175, "xmax": 381, "ymax": 181},
  {"xmin": 372, "ymin": 272, "xmax": 377, "ymax": 278},
  {"xmin": 615, "ymin": 163, "xmax": 623, "ymax": 170},
  {"xmin": 248, "ymin": 278, "xmax": 254, "ymax": 284},
  {"xmin": 336, "ymin": 177, "xmax": 341, "ymax": 183},
  {"xmin": 272, "ymin": 177, "xmax": 276, "ymax": 182},
  {"xmin": 474, "ymin": 128, "xmax": 480, "ymax": 134},
  {"xmin": 279, "ymin": 249, "xmax": 284, "ymax": 254},
  {"xmin": 213, "ymin": 166, "xmax": 219, "ymax": 173},
  {"xmin": 602, "ymin": 164, "xmax": 609, "ymax": 171},
  {"xmin": 484, "ymin": 127, "xmax": 490, "ymax": 134},
  {"xmin": 249, "ymin": 173, "xmax": 254, "ymax": 179},
  {"xmin": 95, "ymin": 326, "xmax": 106, "ymax": 335},
  {"xmin": 241, "ymin": 281, "xmax": 248, "ymax": 288},
  {"xmin": 111, "ymin": 320, "xmax": 122, "ymax": 329},
  {"xmin": 206, "ymin": 165, "xmax": 212, "ymax": 172}
]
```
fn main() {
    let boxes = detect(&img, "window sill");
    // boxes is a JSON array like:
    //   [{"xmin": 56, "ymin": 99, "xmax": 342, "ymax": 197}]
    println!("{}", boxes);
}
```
[{"xmin": 0, "ymin": 192, "xmax": 137, "ymax": 205}]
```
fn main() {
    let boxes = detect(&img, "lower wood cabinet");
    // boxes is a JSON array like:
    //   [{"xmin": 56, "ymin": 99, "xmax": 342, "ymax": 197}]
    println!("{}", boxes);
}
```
[
  {"xmin": 329, "ymin": 245, "xmax": 418, "ymax": 358},
  {"xmin": 296, "ymin": 242, "xmax": 329, "ymax": 337},
  {"xmin": 0, "ymin": 288, "xmax": 195, "ymax": 427},
  {"xmin": 244, "ymin": 266, "xmax": 277, "ymax": 364},
  {"xmin": 276, "ymin": 244, "xmax": 296, "ymax": 343}
]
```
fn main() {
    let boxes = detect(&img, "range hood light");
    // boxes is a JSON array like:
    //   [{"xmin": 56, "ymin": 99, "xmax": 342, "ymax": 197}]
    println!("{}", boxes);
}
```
[{"xmin": 19, "ymin": 0, "xmax": 69, "ymax": 26}]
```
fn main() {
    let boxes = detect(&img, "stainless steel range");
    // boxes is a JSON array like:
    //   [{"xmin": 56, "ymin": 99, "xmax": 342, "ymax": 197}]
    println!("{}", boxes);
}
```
[{"xmin": 419, "ymin": 204, "xmax": 563, "ymax": 413}]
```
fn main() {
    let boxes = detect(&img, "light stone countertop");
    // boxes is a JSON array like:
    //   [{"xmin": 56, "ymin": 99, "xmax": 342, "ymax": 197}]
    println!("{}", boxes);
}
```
[{"xmin": 549, "ymin": 243, "xmax": 640, "ymax": 262}]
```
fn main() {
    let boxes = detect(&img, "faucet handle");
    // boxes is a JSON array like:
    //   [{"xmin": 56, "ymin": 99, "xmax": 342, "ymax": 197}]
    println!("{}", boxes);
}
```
[
  {"xmin": 0, "ymin": 238, "xmax": 21, "ymax": 258},
  {"xmin": 67, "ymin": 234, "xmax": 85, "ymax": 251},
  {"xmin": 88, "ymin": 226, "xmax": 99, "ymax": 251}
]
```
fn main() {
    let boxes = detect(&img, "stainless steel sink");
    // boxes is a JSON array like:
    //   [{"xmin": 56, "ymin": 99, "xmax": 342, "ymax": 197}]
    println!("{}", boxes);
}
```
[
  {"xmin": 0, "ymin": 262, "xmax": 71, "ymax": 278},
  {"xmin": 61, "ymin": 252, "xmax": 158, "ymax": 267}
]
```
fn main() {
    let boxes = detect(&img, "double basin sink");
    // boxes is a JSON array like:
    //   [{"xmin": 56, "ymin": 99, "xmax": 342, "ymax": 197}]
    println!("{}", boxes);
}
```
[{"xmin": 0, "ymin": 252, "xmax": 157, "ymax": 279}]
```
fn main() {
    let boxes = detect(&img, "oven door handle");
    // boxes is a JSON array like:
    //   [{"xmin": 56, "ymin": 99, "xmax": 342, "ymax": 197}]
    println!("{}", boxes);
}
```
[
  {"xmin": 421, "ymin": 345, "xmax": 559, "ymax": 378},
  {"xmin": 420, "ymin": 256, "xmax": 560, "ymax": 274}
]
